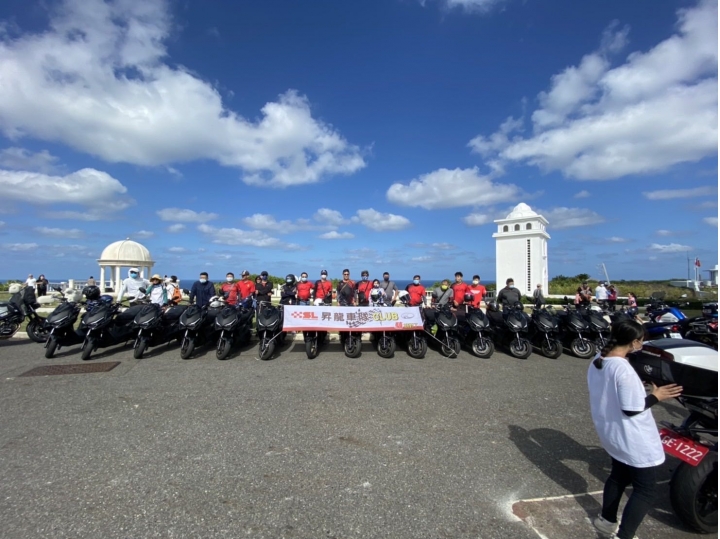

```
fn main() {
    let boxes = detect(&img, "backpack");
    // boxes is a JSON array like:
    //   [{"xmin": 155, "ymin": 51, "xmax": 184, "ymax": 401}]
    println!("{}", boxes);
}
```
[{"xmin": 171, "ymin": 284, "xmax": 182, "ymax": 304}]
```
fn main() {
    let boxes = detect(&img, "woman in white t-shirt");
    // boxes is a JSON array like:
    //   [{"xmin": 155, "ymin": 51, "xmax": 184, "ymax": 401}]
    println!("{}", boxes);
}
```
[{"xmin": 587, "ymin": 320, "xmax": 682, "ymax": 539}]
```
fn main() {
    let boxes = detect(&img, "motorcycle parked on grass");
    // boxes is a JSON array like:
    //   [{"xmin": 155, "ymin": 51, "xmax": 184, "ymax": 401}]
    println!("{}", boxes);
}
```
[
  {"xmin": 629, "ymin": 338, "xmax": 717, "ymax": 533},
  {"xmin": 395, "ymin": 291, "xmax": 427, "ymax": 359},
  {"xmin": 214, "ymin": 297, "xmax": 254, "ymax": 360},
  {"xmin": 0, "ymin": 285, "xmax": 48, "ymax": 343},
  {"xmin": 485, "ymin": 301, "xmax": 532, "ymax": 359},
  {"xmin": 178, "ymin": 296, "xmax": 225, "ymax": 360}
]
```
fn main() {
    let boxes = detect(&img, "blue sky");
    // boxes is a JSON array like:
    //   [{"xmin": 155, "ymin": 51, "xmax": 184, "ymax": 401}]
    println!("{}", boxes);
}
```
[{"xmin": 0, "ymin": 0, "xmax": 716, "ymax": 282}]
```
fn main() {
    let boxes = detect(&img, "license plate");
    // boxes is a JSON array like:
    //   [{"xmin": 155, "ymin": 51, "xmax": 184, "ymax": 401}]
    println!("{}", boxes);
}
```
[
  {"xmin": 669, "ymin": 332, "xmax": 682, "ymax": 339},
  {"xmin": 659, "ymin": 428, "xmax": 710, "ymax": 466}
]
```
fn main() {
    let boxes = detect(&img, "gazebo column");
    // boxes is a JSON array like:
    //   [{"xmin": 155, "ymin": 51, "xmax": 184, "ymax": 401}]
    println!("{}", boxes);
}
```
[
  {"xmin": 115, "ymin": 266, "xmax": 121, "ymax": 293},
  {"xmin": 100, "ymin": 266, "xmax": 106, "ymax": 292}
]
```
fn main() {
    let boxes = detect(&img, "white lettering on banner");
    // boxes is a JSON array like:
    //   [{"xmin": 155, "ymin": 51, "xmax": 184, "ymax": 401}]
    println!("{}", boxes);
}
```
[{"xmin": 282, "ymin": 306, "xmax": 424, "ymax": 332}]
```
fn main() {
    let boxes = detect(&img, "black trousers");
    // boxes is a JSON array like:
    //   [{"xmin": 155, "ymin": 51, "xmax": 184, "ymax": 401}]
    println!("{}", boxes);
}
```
[{"xmin": 601, "ymin": 457, "xmax": 659, "ymax": 539}]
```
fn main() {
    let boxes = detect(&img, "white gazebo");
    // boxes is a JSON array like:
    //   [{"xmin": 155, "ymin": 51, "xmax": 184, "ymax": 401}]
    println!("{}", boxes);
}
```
[
  {"xmin": 98, "ymin": 239, "xmax": 155, "ymax": 293},
  {"xmin": 492, "ymin": 203, "xmax": 550, "ymax": 297}
]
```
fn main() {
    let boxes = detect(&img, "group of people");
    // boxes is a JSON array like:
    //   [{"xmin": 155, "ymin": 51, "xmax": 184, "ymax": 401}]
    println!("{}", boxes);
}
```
[
  {"xmin": 575, "ymin": 281, "xmax": 620, "ymax": 310},
  {"xmin": 24, "ymin": 274, "xmax": 49, "ymax": 297}
]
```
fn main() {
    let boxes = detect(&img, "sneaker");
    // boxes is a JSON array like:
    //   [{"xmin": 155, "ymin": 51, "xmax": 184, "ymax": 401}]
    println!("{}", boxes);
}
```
[{"xmin": 593, "ymin": 516, "xmax": 619, "ymax": 536}]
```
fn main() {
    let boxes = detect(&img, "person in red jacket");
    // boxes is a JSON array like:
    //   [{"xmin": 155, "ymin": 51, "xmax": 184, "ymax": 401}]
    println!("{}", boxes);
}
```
[
  {"xmin": 405, "ymin": 275, "xmax": 426, "ymax": 307},
  {"xmin": 296, "ymin": 271, "xmax": 314, "ymax": 305},
  {"xmin": 314, "ymin": 269, "xmax": 333, "ymax": 304},
  {"xmin": 235, "ymin": 270, "xmax": 256, "ymax": 301},
  {"xmin": 468, "ymin": 274, "xmax": 487, "ymax": 308},
  {"xmin": 337, "ymin": 269, "xmax": 356, "ymax": 306},
  {"xmin": 451, "ymin": 271, "xmax": 471, "ymax": 308},
  {"xmin": 355, "ymin": 269, "xmax": 373, "ymax": 306},
  {"xmin": 220, "ymin": 272, "xmax": 240, "ymax": 305}
]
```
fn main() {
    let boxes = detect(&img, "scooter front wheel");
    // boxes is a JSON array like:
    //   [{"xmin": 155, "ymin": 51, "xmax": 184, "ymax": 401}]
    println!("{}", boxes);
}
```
[
  {"xmin": 180, "ymin": 337, "xmax": 195, "ymax": 360},
  {"xmin": 407, "ymin": 336, "xmax": 427, "ymax": 359},
  {"xmin": 441, "ymin": 337, "xmax": 461, "ymax": 358},
  {"xmin": 344, "ymin": 335, "xmax": 362, "ymax": 358},
  {"xmin": 259, "ymin": 339, "xmax": 275, "ymax": 361},
  {"xmin": 44, "ymin": 336, "xmax": 58, "ymax": 359},
  {"xmin": 81, "ymin": 338, "xmax": 95, "ymax": 361},
  {"xmin": 134, "ymin": 338, "xmax": 148, "ymax": 359},
  {"xmin": 377, "ymin": 336, "xmax": 396, "ymax": 358},
  {"xmin": 216, "ymin": 338, "xmax": 232, "ymax": 360},
  {"xmin": 540, "ymin": 338, "xmax": 563, "ymax": 359},
  {"xmin": 27, "ymin": 318, "xmax": 48, "ymax": 343},
  {"xmin": 509, "ymin": 338, "xmax": 532, "ymax": 359},
  {"xmin": 305, "ymin": 337, "xmax": 319, "ymax": 359},
  {"xmin": 471, "ymin": 337, "xmax": 494, "ymax": 358},
  {"xmin": 570, "ymin": 337, "xmax": 595, "ymax": 359}
]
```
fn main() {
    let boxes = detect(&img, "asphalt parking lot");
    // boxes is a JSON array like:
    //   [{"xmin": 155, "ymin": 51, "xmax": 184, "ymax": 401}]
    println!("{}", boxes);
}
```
[{"xmin": 0, "ymin": 336, "xmax": 715, "ymax": 539}]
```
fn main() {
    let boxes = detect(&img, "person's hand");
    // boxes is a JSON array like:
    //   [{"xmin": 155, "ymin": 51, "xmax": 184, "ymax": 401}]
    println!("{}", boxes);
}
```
[{"xmin": 652, "ymin": 383, "xmax": 683, "ymax": 401}]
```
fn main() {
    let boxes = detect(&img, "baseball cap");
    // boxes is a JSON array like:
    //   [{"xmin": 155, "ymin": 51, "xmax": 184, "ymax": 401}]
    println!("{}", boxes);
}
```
[
  {"xmin": 320, "ymin": 269, "xmax": 328, "ymax": 275},
  {"xmin": 260, "ymin": 270, "xmax": 268, "ymax": 276},
  {"xmin": 241, "ymin": 270, "xmax": 250, "ymax": 276}
]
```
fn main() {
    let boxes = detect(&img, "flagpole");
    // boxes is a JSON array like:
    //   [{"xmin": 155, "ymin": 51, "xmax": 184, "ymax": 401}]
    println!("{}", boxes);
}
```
[{"xmin": 687, "ymin": 252, "xmax": 690, "ymax": 282}]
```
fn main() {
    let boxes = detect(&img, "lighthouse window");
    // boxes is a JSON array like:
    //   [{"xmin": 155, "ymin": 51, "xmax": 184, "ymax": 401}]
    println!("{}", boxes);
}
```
[
  {"xmin": 526, "ymin": 223, "xmax": 532, "ymax": 230},
  {"xmin": 503, "ymin": 225, "xmax": 509, "ymax": 232},
  {"xmin": 514, "ymin": 224, "xmax": 520, "ymax": 231},
  {"xmin": 527, "ymin": 239, "xmax": 531, "ymax": 291}
]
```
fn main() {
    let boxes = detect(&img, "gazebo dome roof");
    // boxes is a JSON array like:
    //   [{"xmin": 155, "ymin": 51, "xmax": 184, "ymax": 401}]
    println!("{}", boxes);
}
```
[
  {"xmin": 99, "ymin": 239, "xmax": 153, "ymax": 264},
  {"xmin": 506, "ymin": 203, "xmax": 539, "ymax": 219}
]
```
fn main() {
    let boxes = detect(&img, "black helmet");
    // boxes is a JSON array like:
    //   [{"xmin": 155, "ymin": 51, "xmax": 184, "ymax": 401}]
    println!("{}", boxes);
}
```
[
  {"xmin": 464, "ymin": 293, "xmax": 474, "ymax": 303},
  {"xmin": 486, "ymin": 301, "xmax": 499, "ymax": 312},
  {"xmin": 370, "ymin": 289, "xmax": 382, "ymax": 301},
  {"xmin": 82, "ymin": 285, "xmax": 100, "ymax": 300},
  {"xmin": 99, "ymin": 294, "xmax": 114, "ymax": 304},
  {"xmin": 285, "ymin": 274, "xmax": 296, "ymax": 285}
]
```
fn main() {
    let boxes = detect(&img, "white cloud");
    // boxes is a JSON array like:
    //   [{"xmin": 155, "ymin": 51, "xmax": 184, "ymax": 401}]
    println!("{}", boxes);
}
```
[
  {"xmin": 157, "ymin": 208, "xmax": 218, "ymax": 223},
  {"xmin": 649, "ymin": 242, "xmax": 693, "ymax": 253},
  {"xmin": 135, "ymin": 230, "xmax": 154, "ymax": 239},
  {"xmin": 539, "ymin": 207, "xmax": 605, "ymax": 229},
  {"xmin": 354, "ymin": 208, "xmax": 411, "ymax": 231},
  {"xmin": 0, "ymin": 168, "xmax": 132, "ymax": 219},
  {"xmin": 0, "ymin": 147, "xmax": 59, "ymax": 173},
  {"xmin": 431, "ymin": 242, "xmax": 454, "ymax": 250},
  {"xmin": 574, "ymin": 190, "xmax": 591, "ymax": 199},
  {"xmin": 198, "ymin": 223, "xmax": 301, "ymax": 250},
  {"xmin": 698, "ymin": 200, "xmax": 718, "ymax": 208},
  {"xmin": 703, "ymin": 217, "xmax": 718, "ymax": 226},
  {"xmin": 470, "ymin": 0, "xmax": 718, "ymax": 180},
  {"xmin": 0, "ymin": 221, "xmax": 4, "ymax": 227},
  {"xmin": 242, "ymin": 213, "xmax": 326, "ymax": 234},
  {"xmin": 34, "ymin": 226, "xmax": 83, "ymax": 238},
  {"xmin": 2, "ymin": 242, "xmax": 38, "ymax": 251},
  {"xmin": 319, "ymin": 231, "xmax": 354, "ymax": 240},
  {"xmin": 0, "ymin": 0, "xmax": 365, "ymax": 187},
  {"xmin": 431, "ymin": 0, "xmax": 509, "ymax": 13},
  {"xmin": 656, "ymin": 229, "xmax": 673, "ymax": 236},
  {"xmin": 314, "ymin": 208, "xmax": 349, "ymax": 226},
  {"xmin": 608, "ymin": 236, "xmax": 629, "ymax": 243},
  {"xmin": 463, "ymin": 213, "xmax": 493, "ymax": 226},
  {"xmin": 386, "ymin": 167, "xmax": 523, "ymax": 209},
  {"xmin": 167, "ymin": 247, "xmax": 187, "ymax": 253},
  {"xmin": 642, "ymin": 185, "xmax": 717, "ymax": 200},
  {"xmin": 167, "ymin": 223, "xmax": 186, "ymax": 233},
  {"xmin": 411, "ymin": 255, "xmax": 432, "ymax": 262}
]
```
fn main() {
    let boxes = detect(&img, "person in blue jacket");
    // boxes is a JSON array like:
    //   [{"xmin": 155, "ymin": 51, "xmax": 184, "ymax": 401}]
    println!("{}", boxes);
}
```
[{"xmin": 189, "ymin": 272, "xmax": 215, "ymax": 307}]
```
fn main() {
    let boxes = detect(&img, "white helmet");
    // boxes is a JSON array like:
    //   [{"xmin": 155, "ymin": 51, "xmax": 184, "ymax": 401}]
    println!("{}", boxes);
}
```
[
  {"xmin": 8, "ymin": 283, "xmax": 21, "ymax": 294},
  {"xmin": 313, "ymin": 298, "xmax": 324, "ymax": 306}
]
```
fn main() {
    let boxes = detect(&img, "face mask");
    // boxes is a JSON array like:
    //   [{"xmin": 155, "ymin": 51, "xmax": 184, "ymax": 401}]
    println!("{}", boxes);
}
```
[
  {"xmin": 301, "ymin": 277, "xmax": 307, "ymax": 282},
  {"xmin": 226, "ymin": 277, "xmax": 233, "ymax": 282},
  {"xmin": 413, "ymin": 279, "xmax": 420, "ymax": 285},
  {"xmin": 362, "ymin": 276, "xmax": 368, "ymax": 281},
  {"xmin": 130, "ymin": 273, "xmax": 138, "ymax": 278},
  {"xmin": 383, "ymin": 277, "xmax": 389, "ymax": 282},
  {"xmin": 373, "ymin": 284, "xmax": 379, "ymax": 289},
  {"xmin": 441, "ymin": 285, "xmax": 448, "ymax": 291},
  {"xmin": 321, "ymin": 275, "xmax": 327, "ymax": 280},
  {"xmin": 199, "ymin": 279, "xmax": 207, "ymax": 284},
  {"xmin": 286, "ymin": 279, "xmax": 293, "ymax": 284},
  {"xmin": 472, "ymin": 280, "xmax": 479, "ymax": 285},
  {"xmin": 261, "ymin": 276, "xmax": 267, "ymax": 281},
  {"xmin": 508, "ymin": 285, "xmax": 515, "ymax": 289}
]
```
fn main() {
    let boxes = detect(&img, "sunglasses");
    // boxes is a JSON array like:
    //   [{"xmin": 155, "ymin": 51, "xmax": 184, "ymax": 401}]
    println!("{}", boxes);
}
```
[{"xmin": 343, "ymin": 273, "xmax": 349, "ymax": 275}]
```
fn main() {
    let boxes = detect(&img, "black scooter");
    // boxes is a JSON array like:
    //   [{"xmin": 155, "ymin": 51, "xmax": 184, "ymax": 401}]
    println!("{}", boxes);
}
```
[
  {"xmin": 424, "ymin": 303, "xmax": 461, "ymax": 358},
  {"xmin": 132, "ymin": 302, "xmax": 189, "ymax": 359},
  {"xmin": 486, "ymin": 301, "xmax": 532, "ymax": 359},
  {"xmin": 0, "ymin": 286, "xmax": 48, "ymax": 342},
  {"xmin": 556, "ymin": 300, "xmax": 596, "ymax": 359},
  {"xmin": 393, "ymin": 292, "xmax": 427, "ymax": 359},
  {"xmin": 42, "ymin": 295, "xmax": 103, "ymax": 358},
  {"xmin": 79, "ymin": 301, "xmax": 143, "ymax": 360},
  {"xmin": 214, "ymin": 297, "xmax": 254, "ymax": 360},
  {"xmin": 303, "ymin": 295, "xmax": 331, "ymax": 360},
  {"xmin": 457, "ymin": 304, "xmax": 494, "ymax": 358},
  {"xmin": 369, "ymin": 292, "xmax": 397, "ymax": 359},
  {"xmin": 337, "ymin": 298, "xmax": 362, "ymax": 359},
  {"xmin": 256, "ymin": 301, "xmax": 285, "ymax": 360},
  {"xmin": 178, "ymin": 296, "xmax": 225, "ymax": 359},
  {"xmin": 528, "ymin": 303, "xmax": 563, "ymax": 359}
]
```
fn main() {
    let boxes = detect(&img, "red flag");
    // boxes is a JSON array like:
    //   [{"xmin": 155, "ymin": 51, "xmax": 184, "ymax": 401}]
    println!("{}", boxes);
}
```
[{"xmin": 695, "ymin": 257, "xmax": 701, "ymax": 267}]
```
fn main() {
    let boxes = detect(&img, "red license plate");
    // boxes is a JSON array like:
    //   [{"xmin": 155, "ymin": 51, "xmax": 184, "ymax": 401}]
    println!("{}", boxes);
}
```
[{"xmin": 659, "ymin": 428, "xmax": 710, "ymax": 466}]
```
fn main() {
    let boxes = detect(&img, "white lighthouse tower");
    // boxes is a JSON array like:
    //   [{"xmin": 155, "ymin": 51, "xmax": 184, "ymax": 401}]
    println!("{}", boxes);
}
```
[{"xmin": 492, "ymin": 203, "xmax": 550, "ymax": 297}]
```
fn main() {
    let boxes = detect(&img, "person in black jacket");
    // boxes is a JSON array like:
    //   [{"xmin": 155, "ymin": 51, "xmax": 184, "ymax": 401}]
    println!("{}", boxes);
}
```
[
  {"xmin": 280, "ymin": 274, "xmax": 297, "ymax": 305},
  {"xmin": 255, "ymin": 270, "xmax": 274, "ymax": 305},
  {"xmin": 496, "ymin": 278, "xmax": 522, "ymax": 309},
  {"xmin": 189, "ymin": 272, "xmax": 215, "ymax": 307}
]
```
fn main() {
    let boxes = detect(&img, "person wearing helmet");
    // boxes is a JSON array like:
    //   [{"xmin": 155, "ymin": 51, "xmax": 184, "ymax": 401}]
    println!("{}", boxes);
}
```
[
  {"xmin": 280, "ymin": 274, "xmax": 297, "ymax": 305},
  {"xmin": 431, "ymin": 279, "xmax": 453, "ymax": 307},
  {"xmin": 337, "ymin": 269, "xmax": 355, "ymax": 306},
  {"xmin": 314, "ymin": 270, "xmax": 333, "ymax": 305},
  {"xmin": 146, "ymin": 274, "xmax": 168, "ymax": 306},
  {"xmin": 355, "ymin": 270, "xmax": 373, "ymax": 306},
  {"xmin": 296, "ymin": 272, "xmax": 313, "ymax": 305},
  {"xmin": 468, "ymin": 275, "xmax": 487, "ymax": 309},
  {"xmin": 236, "ymin": 270, "xmax": 256, "ymax": 301},
  {"xmin": 117, "ymin": 267, "xmax": 150, "ymax": 303},
  {"xmin": 255, "ymin": 271, "xmax": 273, "ymax": 305}
]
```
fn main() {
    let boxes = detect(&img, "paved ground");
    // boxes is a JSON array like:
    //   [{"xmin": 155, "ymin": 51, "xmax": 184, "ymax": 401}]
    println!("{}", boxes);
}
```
[{"xmin": 0, "ymin": 336, "xmax": 715, "ymax": 539}]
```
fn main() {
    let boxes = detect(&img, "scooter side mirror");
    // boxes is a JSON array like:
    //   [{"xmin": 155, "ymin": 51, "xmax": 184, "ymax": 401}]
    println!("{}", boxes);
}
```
[{"xmin": 139, "ymin": 287, "xmax": 147, "ymax": 294}]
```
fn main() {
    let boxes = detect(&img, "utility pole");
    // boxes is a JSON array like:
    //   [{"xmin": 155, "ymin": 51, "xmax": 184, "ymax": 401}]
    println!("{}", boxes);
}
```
[{"xmin": 687, "ymin": 252, "xmax": 690, "ymax": 282}]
